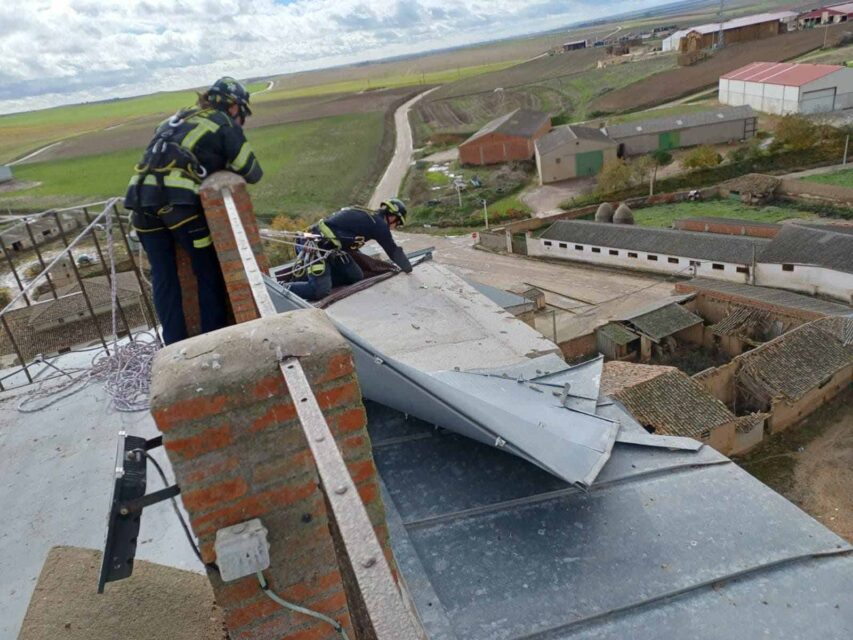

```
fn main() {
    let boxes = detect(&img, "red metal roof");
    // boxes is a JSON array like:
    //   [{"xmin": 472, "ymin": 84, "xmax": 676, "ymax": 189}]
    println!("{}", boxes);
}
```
[{"xmin": 720, "ymin": 61, "xmax": 843, "ymax": 87}]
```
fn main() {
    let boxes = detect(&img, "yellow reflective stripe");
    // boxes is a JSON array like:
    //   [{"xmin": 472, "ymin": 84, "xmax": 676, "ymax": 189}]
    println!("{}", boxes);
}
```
[
  {"xmin": 167, "ymin": 215, "xmax": 199, "ymax": 230},
  {"xmin": 316, "ymin": 220, "xmax": 342, "ymax": 248},
  {"xmin": 181, "ymin": 117, "xmax": 220, "ymax": 151},
  {"xmin": 192, "ymin": 235, "xmax": 213, "ymax": 249},
  {"xmin": 309, "ymin": 261, "xmax": 326, "ymax": 275},
  {"xmin": 130, "ymin": 172, "xmax": 199, "ymax": 193},
  {"xmin": 229, "ymin": 141, "xmax": 254, "ymax": 172}
]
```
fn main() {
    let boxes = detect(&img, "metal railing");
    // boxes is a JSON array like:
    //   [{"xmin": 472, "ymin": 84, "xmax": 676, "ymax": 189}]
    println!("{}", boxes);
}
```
[
  {"xmin": 220, "ymin": 187, "xmax": 426, "ymax": 640},
  {"xmin": 0, "ymin": 199, "xmax": 157, "ymax": 391}
]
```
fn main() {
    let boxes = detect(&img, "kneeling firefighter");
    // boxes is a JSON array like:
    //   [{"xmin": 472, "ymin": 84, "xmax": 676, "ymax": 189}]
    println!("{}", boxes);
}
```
[
  {"xmin": 124, "ymin": 77, "xmax": 263, "ymax": 345},
  {"xmin": 288, "ymin": 199, "xmax": 412, "ymax": 301}
]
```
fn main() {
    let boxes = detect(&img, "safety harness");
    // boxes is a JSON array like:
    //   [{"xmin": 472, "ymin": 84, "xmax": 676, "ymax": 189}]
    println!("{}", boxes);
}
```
[{"xmin": 130, "ymin": 109, "xmax": 212, "ymax": 213}]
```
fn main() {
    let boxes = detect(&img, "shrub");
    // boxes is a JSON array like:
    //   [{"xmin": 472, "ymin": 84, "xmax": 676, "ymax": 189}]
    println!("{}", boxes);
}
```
[
  {"xmin": 597, "ymin": 159, "xmax": 633, "ymax": 194},
  {"xmin": 773, "ymin": 114, "xmax": 817, "ymax": 151},
  {"xmin": 683, "ymin": 145, "xmax": 723, "ymax": 170}
]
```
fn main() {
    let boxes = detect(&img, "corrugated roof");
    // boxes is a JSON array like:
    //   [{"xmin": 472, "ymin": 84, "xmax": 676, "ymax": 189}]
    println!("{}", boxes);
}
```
[
  {"xmin": 463, "ymin": 108, "xmax": 550, "ymax": 144},
  {"xmin": 605, "ymin": 105, "xmax": 755, "ymax": 139},
  {"xmin": 678, "ymin": 278, "xmax": 851, "ymax": 317},
  {"xmin": 597, "ymin": 322, "xmax": 639, "ymax": 345},
  {"xmin": 721, "ymin": 61, "xmax": 844, "ymax": 87},
  {"xmin": 615, "ymin": 369, "xmax": 735, "ymax": 438},
  {"xmin": 536, "ymin": 124, "xmax": 616, "ymax": 155},
  {"xmin": 759, "ymin": 223, "xmax": 853, "ymax": 273},
  {"xmin": 28, "ymin": 274, "xmax": 141, "ymax": 325},
  {"xmin": 668, "ymin": 11, "xmax": 798, "ymax": 42},
  {"xmin": 541, "ymin": 220, "xmax": 769, "ymax": 264},
  {"xmin": 737, "ymin": 317, "xmax": 853, "ymax": 402}
]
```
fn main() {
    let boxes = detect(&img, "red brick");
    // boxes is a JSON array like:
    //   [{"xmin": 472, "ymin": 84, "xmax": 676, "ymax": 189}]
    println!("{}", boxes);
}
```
[
  {"xmin": 182, "ymin": 477, "xmax": 248, "ymax": 512},
  {"xmin": 217, "ymin": 574, "xmax": 263, "ymax": 608},
  {"xmin": 165, "ymin": 424, "xmax": 233, "ymax": 460},
  {"xmin": 250, "ymin": 402, "xmax": 297, "ymax": 434},
  {"xmin": 315, "ymin": 382, "xmax": 360, "ymax": 412},
  {"xmin": 225, "ymin": 597, "xmax": 281, "ymax": 630},
  {"xmin": 328, "ymin": 408, "xmax": 367, "ymax": 435},
  {"xmin": 183, "ymin": 456, "xmax": 241, "ymax": 485},
  {"xmin": 357, "ymin": 482, "xmax": 378, "ymax": 506},
  {"xmin": 346, "ymin": 459, "xmax": 376, "ymax": 484},
  {"xmin": 272, "ymin": 570, "xmax": 343, "ymax": 604},
  {"xmin": 191, "ymin": 481, "xmax": 319, "ymax": 535},
  {"xmin": 306, "ymin": 590, "xmax": 348, "ymax": 615},
  {"xmin": 315, "ymin": 352, "xmax": 355, "ymax": 385},
  {"xmin": 152, "ymin": 394, "xmax": 228, "ymax": 431}
]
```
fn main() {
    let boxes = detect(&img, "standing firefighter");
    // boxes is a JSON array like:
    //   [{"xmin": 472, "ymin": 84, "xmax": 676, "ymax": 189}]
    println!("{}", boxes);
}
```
[
  {"xmin": 125, "ymin": 77, "xmax": 263, "ymax": 344},
  {"xmin": 289, "ymin": 199, "xmax": 412, "ymax": 301}
]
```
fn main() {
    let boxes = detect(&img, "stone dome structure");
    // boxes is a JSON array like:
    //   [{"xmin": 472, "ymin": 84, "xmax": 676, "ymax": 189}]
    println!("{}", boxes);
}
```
[
  {"xmin": 594, "ymin": 202, "xmax": 614, "ymax": 223},
  {"xmin": 613, "ymin": 203, "xmax": 635, "ymax": 225}
]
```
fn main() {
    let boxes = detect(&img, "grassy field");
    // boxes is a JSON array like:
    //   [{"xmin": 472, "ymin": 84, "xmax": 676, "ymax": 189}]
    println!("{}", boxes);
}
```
[
  {"xmin": 802, "ymin": 169, "xmax": 853, "ymax": 188},
  {"xmin": 632, "ymin": 199, "xmax": 817, "ymax": 228},
  {"xmin": 0, "ymin": 82, "xmax": 268, "ymax": 164},
  {"xmin": 0, "ymin": 112, "xmax": 385, "ymax": 220}
]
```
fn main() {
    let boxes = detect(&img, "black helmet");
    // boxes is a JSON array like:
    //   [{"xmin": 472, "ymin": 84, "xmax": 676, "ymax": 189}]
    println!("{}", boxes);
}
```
[
  {"xmin": 207, "ymin": 77, "xmax": 252, "ymax": 121},
  {"xmin": 380, "ymin": 198, "xmax": 407, "ymax": 226}
]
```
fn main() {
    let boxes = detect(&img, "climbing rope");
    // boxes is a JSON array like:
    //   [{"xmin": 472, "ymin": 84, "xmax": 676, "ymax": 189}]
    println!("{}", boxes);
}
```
[{"xmin": 17, "ymin": 207, "xmax": 162, "ymax": 413}]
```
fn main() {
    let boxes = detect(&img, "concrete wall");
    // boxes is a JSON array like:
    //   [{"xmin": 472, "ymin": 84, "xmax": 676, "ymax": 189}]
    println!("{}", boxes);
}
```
[
  {"xmin": 529, "ymin": 237, "xmax": 751, "ymax": 283},
  {"xmin": 732, "ymin": 418, "xmax": 765, "ymax": 455},
  {"xmin": 779, "ymin": 177, "xmax": 853, "ymax": 206},
  {"xmin": 720, "ymin": 68, "xmax": 853, "ymax": 114},
  {"xmin": 705, "ymin": 420, "xmax": 736, "ymax": 455},
  {"xmin": 755, "ymin": 262, "xmax": 852, "ymax": 303},
  {"xmin": 767, "ymin": 364, "xmax": 852, "ymax": 433}
]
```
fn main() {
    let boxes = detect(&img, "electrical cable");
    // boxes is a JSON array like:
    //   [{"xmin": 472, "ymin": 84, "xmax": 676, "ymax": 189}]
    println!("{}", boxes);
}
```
[
  {"xmin": 256, "ymin": 571, "xmax": 351, "ymax": 640},
  {"xmin": 133, "ymin": 448, "xmax": 204, "ymax": 564}
]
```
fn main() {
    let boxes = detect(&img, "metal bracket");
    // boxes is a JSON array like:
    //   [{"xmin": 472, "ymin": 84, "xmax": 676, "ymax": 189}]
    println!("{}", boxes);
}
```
[{"xmin": 98, "ymin": 431, "xmax": 180, "ymax": 593}]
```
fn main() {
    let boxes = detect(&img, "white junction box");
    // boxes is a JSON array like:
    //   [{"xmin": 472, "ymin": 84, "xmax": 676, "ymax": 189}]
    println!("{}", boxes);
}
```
[{"xmin": 214, "ymin": 518, "xmax": 271, "ymax": 582}]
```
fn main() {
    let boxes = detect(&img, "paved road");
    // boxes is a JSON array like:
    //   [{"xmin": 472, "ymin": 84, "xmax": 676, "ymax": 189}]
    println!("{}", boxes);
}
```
[{"xmin": 369, "ymin": 87, "xmax": 438, "ymax": 208}]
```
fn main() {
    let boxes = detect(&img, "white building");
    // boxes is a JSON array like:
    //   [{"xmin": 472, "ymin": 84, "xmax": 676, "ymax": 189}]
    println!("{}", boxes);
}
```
[
  {"xmin": 755, "ymin": 224, "xmax": 852, "ymax": 302},
  {"xmin": 718, "ymin": 62, "xmax": 853, "ymax": 114},
  {"xmin": 529, "ymin": 220, "xmax": 767, "ymax": 284}
]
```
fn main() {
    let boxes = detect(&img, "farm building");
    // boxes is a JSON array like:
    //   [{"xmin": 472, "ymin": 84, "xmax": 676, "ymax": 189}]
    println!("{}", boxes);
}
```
[
  {"xmin": 755, "ymin": 223, "xmax": 852, "ymax": 301},
  {"xmin": 562, "ymin": 39, "xmax": 587, "ymax": 51},
  {"xmin": 0, "ymin": 165, "xmax": 12, "ymax": 184},
  {"xmin": 530, "ymin": 220, "xmax": 768, "ymax": 283},
  {"xmin": 603, "ymin": 105, "xmax": 757, "ymax": 156},
  {"xmin": 799, "ymin": 2, "xmax": 853, "ymax": 28},
  {"xmin": 458, "ymin": 109, "xmax": 551, "ymax": 166},
  {"xmin": 718, "ymin": 61, "xmax": 853, "ymax": 114},
  {"xmin": 534, "ymin": 125, "xmax": 618, "ymax": 184},
  {"xmin": 661, "ymin": 11, "xmax": 798, "ymax": 52}
]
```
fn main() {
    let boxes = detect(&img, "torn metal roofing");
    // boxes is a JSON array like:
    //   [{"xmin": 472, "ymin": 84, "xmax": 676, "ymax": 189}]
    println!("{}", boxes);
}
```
[
  {"xmin": 265, "ymin": 256, "xmax": 696, "ymax": 488},
  {"xmin": 367, "ymin": 400, "xmax": 853, "ymax": 640}
]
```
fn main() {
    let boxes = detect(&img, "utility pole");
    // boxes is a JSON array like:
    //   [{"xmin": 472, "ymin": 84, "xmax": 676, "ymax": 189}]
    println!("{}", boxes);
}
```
[
  {"xmin": 717, "ymin": 0, "xmax": 725, "ymax": 49},
  {"xmin": 482, "ymin": 200, "xmax": 489, "ymax": 230},
  {"xmin": 551, "ymin": 309, "xmax": 558, "ymax": 344},
  {"xmin": 844, "ymin": 134, "xmax": 850, "ymax": 164}
]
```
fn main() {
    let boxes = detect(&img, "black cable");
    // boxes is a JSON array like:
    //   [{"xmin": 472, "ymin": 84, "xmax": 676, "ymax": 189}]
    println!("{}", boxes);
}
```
[{"xmin": 133, "ymin": 448, "xmax": 203, "ymax": 564}]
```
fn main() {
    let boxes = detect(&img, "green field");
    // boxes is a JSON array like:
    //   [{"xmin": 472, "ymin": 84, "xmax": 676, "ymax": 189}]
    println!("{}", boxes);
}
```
[
  {"xmin": 632, "ymin": 199, "xmax": 817, "ymax": 228},
  {"xmin": 0, "ymin": 112, "xmax": 385, "ymax": 220},
  {"xmin": 802, "ymin": 169, "xmax": 853, "ymax": 188},
  {"xmin": 0, "ymin": 82, "xmax": 268, "ymax": 164}
]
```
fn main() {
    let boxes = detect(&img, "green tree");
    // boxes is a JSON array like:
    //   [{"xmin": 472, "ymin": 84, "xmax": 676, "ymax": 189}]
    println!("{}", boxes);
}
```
[
  {"xmin": 650, "ymin": 149, "xmax": 673, "ymax": 166},
  {"xmin": 631, "ymin": 156, "xmax": 656, "ymax": 185},
  {"xmin": 682, "ymin": 145, "xmax": 723, "ymax": 170},
  {"xmin": 597, "ymin": 160, "xmax": 633, "ymax": 195},
  {"xmin": 773, "ymin": 114, "xmax": 817, "ymax": 151}
]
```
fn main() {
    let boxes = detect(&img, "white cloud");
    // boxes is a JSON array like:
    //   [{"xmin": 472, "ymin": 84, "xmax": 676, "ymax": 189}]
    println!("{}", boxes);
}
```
[{"xmin": 0, "ymin": 0, "xmax": 666, "ymax": 115}]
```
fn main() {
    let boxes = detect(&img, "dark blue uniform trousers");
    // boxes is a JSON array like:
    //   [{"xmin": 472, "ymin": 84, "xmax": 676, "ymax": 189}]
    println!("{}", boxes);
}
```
[
  {"xmin": 288, "ymin": 252, "xmax": 364, "ymax": 301},
  {"xmin": 139, "ymin": 214, "xmax": 228, "ymax": 345}
]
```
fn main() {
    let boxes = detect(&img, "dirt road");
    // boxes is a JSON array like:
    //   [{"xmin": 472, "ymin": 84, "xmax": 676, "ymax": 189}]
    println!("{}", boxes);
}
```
[{"xmin": 369, "ymin": 87, "xmax": 439, "ymax": 208}]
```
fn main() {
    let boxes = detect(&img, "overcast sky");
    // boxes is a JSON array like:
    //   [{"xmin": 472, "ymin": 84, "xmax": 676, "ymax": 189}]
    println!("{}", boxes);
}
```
[{"xmin": 0, "ymin": 0, "xmax": 670, "ymax": 115}]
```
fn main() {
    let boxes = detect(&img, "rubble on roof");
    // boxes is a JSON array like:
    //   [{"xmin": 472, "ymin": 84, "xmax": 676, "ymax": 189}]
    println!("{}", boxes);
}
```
[{"xmin": 624, "ymin": 302, "xmax": 703, "ymax": 342}]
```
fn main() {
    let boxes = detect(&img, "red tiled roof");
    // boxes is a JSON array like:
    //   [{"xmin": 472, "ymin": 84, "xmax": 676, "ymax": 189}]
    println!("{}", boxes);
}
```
[{"xmin": 721, "ymin": 62, "xmax": 843, "ymax": 86}]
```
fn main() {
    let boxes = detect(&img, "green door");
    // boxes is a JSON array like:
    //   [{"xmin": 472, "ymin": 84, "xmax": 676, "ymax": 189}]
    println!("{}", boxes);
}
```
[
  {"xmin": 575, "ymin": 150, "xmax": 604, "ymax": 176},
  {"xmin": 659, "ymin": 131, "xmax": 680, "ymax": 151}
]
